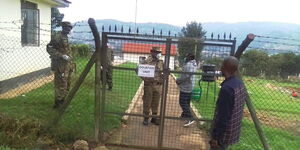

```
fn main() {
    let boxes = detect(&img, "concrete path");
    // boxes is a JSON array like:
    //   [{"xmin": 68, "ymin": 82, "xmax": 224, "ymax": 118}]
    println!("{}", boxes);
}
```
[{"xmin": 108, "ymin": 75, "xmax": 209, "ymax": 150}]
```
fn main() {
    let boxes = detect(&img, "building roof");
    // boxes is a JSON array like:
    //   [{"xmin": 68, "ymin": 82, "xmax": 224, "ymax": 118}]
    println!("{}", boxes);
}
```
[
  {"xmin": 123, "ymin": 43, "xmax": 177, "ymax": 56},
  {"xmin": 49, "ymin": 0, "xmax": 71, "ymax": 7}
]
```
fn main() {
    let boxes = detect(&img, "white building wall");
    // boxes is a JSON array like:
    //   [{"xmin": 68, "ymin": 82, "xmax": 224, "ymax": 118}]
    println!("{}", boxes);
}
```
[
  {"xmin": 0, "ymin": 0, "xmax": 52, "ymax": 81},
  {"xmin": 123, "ymin": 53, "xmax": 175, "ymax": 70}
]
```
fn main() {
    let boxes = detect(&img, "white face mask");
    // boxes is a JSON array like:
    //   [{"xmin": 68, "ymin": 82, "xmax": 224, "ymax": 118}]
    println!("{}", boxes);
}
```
[{"xmin": 156, "ymin": 53, "xmax": 162, "ymax": 59}]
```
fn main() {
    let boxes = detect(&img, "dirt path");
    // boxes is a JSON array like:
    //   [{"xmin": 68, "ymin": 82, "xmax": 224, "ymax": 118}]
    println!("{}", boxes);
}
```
[{"xmin": 108, "ymin": 76, "xmax": 209, "ymax": 150}]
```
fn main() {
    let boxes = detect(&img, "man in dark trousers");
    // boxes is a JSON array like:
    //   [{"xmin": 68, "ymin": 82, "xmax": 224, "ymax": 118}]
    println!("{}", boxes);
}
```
[
  {"xmin": 176, "ymin": 53, "xmax": 197, "ymax": 127},
  {"xmin": 210, "ymin": 56, "xmax": 248, "ymax": 150}
]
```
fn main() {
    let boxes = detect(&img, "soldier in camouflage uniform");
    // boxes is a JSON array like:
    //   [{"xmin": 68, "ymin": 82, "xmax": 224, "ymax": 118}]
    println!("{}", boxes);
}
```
[
  {"xmin": 141, "ymin": 47, "xmax": 164, "ymax": 125},
  {"xmin": 46, "ymin": 21, "xmax": 74, "ymax": 109}
]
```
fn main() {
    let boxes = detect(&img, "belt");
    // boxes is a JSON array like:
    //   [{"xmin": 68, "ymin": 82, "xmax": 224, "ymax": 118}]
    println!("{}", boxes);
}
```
[{"xmin": 144, "ymin": 82, "xmax": 162, "ymax": 86}]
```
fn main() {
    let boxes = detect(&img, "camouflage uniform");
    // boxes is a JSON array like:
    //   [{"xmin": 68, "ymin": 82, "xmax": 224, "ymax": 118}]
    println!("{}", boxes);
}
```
[
  {"xmin": 46, "ymin": 21, "xmax": 74, "ymax": 108},
  {"xmin": 106, "ymin": 48, "xmax": 114, "ymax": 90},
  {"xmin": 141, "ymin": 47, "xmax": 164, "ymax": 125}
]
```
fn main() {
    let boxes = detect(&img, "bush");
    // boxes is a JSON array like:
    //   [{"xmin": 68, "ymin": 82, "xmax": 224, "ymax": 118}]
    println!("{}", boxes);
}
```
[{"xmin": 71, "ymin": 44, "xmax": 92, "ymax": 58}]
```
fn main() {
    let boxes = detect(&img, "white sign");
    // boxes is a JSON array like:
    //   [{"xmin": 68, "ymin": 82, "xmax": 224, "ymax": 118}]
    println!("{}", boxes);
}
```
[{"xmin": 138, "ymin": 64, "xmax": 155, "ymax": 78}]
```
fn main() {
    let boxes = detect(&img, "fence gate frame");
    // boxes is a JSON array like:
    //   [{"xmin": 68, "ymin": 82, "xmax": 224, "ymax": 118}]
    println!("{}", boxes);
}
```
[
  {"xmin": 99, "ymin": 30, "xmax": 238, "ymax": 150},
  {"xmin": 51, "ymin": 20, "xmax": 267, "ymax": 150}
]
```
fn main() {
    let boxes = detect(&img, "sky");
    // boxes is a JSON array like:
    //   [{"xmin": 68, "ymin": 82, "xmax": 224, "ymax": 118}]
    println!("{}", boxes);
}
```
[{"xmin": 59, "ymin": 0, "xmax": 300, "ymax": 27}]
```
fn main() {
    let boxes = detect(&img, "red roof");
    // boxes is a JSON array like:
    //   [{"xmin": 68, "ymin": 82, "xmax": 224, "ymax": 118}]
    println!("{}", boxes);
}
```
[{"xmin": 123, "ymin": 43, "xmax": 177, "ymax": 56}]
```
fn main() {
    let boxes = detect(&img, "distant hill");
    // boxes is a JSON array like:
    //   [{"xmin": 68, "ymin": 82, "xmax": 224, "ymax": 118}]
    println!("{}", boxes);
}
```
[{"xmin": 71, "ymin": 19, "xmax": 300, "ymax": 55}]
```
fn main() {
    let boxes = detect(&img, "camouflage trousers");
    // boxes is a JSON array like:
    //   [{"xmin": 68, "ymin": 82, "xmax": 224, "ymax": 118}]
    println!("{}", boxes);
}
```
[
  {"xmin": 106, "ymin": 66, "xmax": 113, "ymax": 88},
  {"xmin": 101, "ymin": 66, "xmax": 113, "ymax": 89},
  {"xmin": 143, "ymin": 84, "xmax": 162, "ymax": 116},
  {"xmin": 54, "ymin": 65, "xmax": 72, "ymax": 102}
]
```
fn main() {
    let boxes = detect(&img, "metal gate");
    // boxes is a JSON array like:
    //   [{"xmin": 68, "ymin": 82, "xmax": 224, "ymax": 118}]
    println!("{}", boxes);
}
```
[{"xmin": 100, "ymin": 31, "xmax": 236, "ymax": 150}]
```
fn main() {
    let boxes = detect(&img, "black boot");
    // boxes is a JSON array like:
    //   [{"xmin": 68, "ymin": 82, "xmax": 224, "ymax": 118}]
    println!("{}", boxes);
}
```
[
  {"xmin": 151, "ymin": 114, "xmax": 160, "ymax": 125},
  {"xmin": 53, "ymin": 100, "xmax": 59, "ymax": 109},
  {"xmin": 107, "ymin": 86, "xmax": 112, "ymax": 91},
  {"xmin": 58, "ymin": 100, "xmax": 65, "ymax": 108},
  {"xmin": 143, "ymin": 117, "xmax": 149, "ymax": 126}
]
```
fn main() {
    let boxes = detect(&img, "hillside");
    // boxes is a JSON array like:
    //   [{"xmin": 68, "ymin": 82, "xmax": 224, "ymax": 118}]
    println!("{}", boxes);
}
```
[{"xmin": 71, "ymin": 19, "xmax": 300, "ymax": 54}]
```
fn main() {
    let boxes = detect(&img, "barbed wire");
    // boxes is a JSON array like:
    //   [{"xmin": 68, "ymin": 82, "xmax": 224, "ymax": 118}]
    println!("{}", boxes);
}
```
[
  {"xmin": 0, "ymin": 27, "xmax": 52, "ymax": 33},
  {"xmin": 69, "ymin": 37, "xmax": 94, "ymax": 41},
  {"xmin": 0, "ymin": 20, "xmax": 51, "ymax": 25},
  {"xmin": 73, "ymin": 20, "xmax": 89, "ymax": 27},
  {"xmin": 72, "ymin": 31, "xmax": 92, "ymax": 34},
  {"xmin": 248, "ymin": 46, "xmax": 298, "ymax": 52},
  {"xmin": 0, "ymin": 47, "xmax": 15, "ymax": 53},
  {"xmin": 253, "ymin": 40, "xmax": 300, "ymax": 47},
  {"xmin": 255, "ymin": 34, "xmax": 300, "ymax": 42},
  {"xmin": 0, "ymin": 28, "xmax": 52, "ymax": 37}
]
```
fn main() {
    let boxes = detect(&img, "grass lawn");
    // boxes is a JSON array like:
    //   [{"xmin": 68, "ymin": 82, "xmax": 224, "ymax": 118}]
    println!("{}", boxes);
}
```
[
  {"xmin": 0, "ymin": 57, "xmax": 141, "ymax": 149},
  {"xmin": 192, "ymin": 76, "xmax": 300, "ymax": 150}
]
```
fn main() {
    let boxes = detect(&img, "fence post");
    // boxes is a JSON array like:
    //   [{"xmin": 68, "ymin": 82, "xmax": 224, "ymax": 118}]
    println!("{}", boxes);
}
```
[
  {"xmin": 234, "ymin": 34, "xmax": 270, "ymax": 150},
  {"xmin": 88, "ymin": 18, "xmax": 102, "ymax": 142},
  {"xmin": 158, "ymin": 38, "xmax": 172, "ymax": 149},
  {"xmin": 99, "ymin": 32, "xmax": 108, "ymax": 143}
]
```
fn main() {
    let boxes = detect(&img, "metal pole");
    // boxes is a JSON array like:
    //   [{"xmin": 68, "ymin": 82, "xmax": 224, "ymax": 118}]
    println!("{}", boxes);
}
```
[
  {"xmin": 134, "ymin": 0, "xmax": 138, "ymax": 33},
  {"xmin": 158, "ymin": 38, "xmax": 171, "ymax": 149},
  {"xmin": 99, "ymin": 33, "xmax": 108, "ymax": 143},
  {"xmin": 194, "ymin": 39, "xmax": 197, "ymax": 57},
  {"xmin": 88, "ymin": 18, "xmax": 102, "ymax": 142}
]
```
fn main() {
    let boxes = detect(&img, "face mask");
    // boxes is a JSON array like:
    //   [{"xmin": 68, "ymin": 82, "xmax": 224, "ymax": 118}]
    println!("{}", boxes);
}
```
[
  {"xmin": 156, "ymin": 53, "xmax": 161, "ymax": 59},
  {"xmin": 184, "ymin": 57, "xmax": 190, "ymax": 62}
]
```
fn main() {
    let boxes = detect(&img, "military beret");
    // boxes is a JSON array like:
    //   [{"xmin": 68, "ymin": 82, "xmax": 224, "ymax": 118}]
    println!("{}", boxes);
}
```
[
  {"xmin": 151, "ymin": 46, "xmax": 162, "ymax": 52},
  {"xmin": 61, "ymin": 21, "xmax": 73, "ymax": 28}
]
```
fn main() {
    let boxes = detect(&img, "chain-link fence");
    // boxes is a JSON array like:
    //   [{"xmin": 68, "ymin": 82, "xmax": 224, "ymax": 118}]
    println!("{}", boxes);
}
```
[
  {"xmin": 0, "ymin": 21, "xmax": 299, "ymax": 150},
  {"xmin": 0, "ymin": 22, "xmax": 97, "ymax": 148}
]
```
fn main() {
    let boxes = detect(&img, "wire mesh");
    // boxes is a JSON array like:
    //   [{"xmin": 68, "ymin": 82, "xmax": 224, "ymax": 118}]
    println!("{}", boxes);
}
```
[
  {"xmin": 0, "ymin": 26, "xmax": 96, "ymax": 145},
  {"xmin": 1, "ymin": 22, "xmax": 299, "ymax": 150}
]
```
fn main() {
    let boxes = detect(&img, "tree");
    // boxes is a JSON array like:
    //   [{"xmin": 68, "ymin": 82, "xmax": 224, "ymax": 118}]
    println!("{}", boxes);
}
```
[
  {"xmin": 240, "ymin": 50, "xmax": 269, "ymax": 77},
  {"xmin": 178, "ymin": 21, "xmax": 206, "ymax": 65},
  {"xmin": 276, "ymin": 53, "xmax": 298, "ymax": 79},
  {"xmin": 266, "ymin": 53, "xmax": 299, "ymax": 79},
  {"xmin": 295, "ymin": 55, "xmax": 300, "ymax": 75}
]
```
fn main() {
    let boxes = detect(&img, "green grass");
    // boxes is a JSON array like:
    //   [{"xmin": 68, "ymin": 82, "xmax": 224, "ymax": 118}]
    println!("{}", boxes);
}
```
[
  {"xmin": 0, "ymin": 147, "xmax": 25, "ymax": 150},
  {"xmin": 0, "ymin": 58, "xmax": 141, "ymax": 149}
]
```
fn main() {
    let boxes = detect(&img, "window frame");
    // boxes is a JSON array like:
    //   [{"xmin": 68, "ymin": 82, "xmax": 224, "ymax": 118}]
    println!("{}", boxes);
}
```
[{"xmin": 21, "ymin": 1, "xmax": 40, "ymax": 46}]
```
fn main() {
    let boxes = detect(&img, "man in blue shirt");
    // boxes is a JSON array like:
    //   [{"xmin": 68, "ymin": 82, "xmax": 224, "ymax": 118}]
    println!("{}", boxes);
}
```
[{"xmin": 210, "ymin": 56, "xmax": 248, "ymax": 150}]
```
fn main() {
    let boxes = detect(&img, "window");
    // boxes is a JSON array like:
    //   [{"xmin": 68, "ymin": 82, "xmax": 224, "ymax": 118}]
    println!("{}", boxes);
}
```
[{"xmin": 21, "ymin": 0, "xmax": 39, "ymax": 46}]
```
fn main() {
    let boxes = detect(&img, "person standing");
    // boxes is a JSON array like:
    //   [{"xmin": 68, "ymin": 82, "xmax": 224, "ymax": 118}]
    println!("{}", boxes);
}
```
[
  {"xmin": 106, "ymin": 47, "xmax": 114, "ymax": 90},
  {"xmin": 176, "ymin": 53, "xmax": 197, "ymax": 127},
  {"xmin": 210, "ymin": 56, "xmax": 248, "ymax": 150},
  {"xmin": 47, "ymin": 21, "xmax": 75, "ymax": 109},
  {"xmin": 140, "ymin": 46, "xmax": 164, "ymax": 126}
]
